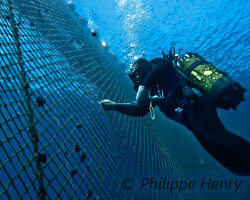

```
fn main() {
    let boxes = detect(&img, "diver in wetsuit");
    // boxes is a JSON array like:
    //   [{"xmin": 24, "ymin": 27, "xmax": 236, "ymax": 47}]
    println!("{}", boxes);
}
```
[{"xmin": 100, "ymin": 56, "xmax": 250, "ymax": 176}]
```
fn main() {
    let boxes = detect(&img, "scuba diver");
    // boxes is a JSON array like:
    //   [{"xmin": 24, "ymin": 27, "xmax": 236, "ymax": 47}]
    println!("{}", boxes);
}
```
[{"xmin": 100, "ymin": 47, "xmax": 250, "ymax": 176}]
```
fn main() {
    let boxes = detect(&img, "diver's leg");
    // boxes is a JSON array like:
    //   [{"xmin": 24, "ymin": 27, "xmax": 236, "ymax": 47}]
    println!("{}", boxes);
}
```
[
  {"xmin": 185, "ymin": 96, "xmax": 250, "ymax": 176},
  {"xmin": 201, "ymin": 128, "xmax": 250, "ymax": 176}
]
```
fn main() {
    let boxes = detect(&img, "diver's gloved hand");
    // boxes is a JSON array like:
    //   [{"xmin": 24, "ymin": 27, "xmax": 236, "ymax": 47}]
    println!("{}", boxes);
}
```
[
  {"xmin": 136, "ymin": 85, "xmax": 150, "ymax": 107},
  {"xmin": 100, "ymin": 99, "xmax": 116, "ymax": 111}
]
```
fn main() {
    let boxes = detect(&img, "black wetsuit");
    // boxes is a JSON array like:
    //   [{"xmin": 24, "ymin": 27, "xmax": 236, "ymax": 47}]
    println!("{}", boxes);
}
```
[{"xmin": 114, "ymin": 58, "xmax": 250, "ymax": 176}]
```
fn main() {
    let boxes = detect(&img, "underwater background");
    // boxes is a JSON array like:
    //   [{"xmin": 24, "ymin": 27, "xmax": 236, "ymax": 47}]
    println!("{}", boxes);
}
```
[
  {"xmin": 73, "ymin": 0, "xmax": 250, "ymax": 140},
  {"xmin": 0, "ymin": 0, "xmax": 249, "ymax": 199},
  {"xmin": 72, "ymin": 0, "xmax": 250, "ymax": 198}
]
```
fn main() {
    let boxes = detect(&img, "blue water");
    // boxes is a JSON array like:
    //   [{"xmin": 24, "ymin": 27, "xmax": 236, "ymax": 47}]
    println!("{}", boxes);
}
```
[
  {"xmin": 73, "ymin": 0, "xmax": 249, "ymax": 82},
  {"xmin": 71, "ymin": 0, "xmax": 250, "ymax": 140},
  {"xmin": 0, "ymin": 0, "xmax": 249, "ymax": 199},
  {"xmin": 70, "ymin": 0, "xmax": 250, "ymax": 198}
]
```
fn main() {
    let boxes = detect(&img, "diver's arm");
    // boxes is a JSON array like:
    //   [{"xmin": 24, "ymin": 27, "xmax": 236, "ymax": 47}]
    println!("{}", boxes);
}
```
[
  {"xmin": 114, "ymin": 101, "xmax": 150, "ymax": 117},
  {"xmin": 113, "ymin": 59, "xmax": 173, "ymax": 115}
]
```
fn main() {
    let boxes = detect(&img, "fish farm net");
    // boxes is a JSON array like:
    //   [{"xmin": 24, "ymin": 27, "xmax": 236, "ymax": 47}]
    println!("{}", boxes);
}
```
[{"xmin": 0, "ymin": 0, "xmax": 249, "ymax": 199}]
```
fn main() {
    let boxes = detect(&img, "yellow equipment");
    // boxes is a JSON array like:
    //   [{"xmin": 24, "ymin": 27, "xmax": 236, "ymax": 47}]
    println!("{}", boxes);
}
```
[{"xmin": 174, "ymin": 53, "xmax": 246, "ymax": 110}]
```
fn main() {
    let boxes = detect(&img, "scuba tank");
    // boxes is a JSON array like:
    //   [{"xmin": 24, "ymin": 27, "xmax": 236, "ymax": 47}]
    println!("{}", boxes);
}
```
[{"xmin": 163, "ymin": 47, "xmax": 247, "ymax": 110}]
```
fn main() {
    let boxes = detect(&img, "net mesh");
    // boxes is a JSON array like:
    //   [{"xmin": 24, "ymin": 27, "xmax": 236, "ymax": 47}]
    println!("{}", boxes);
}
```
[{"xmin": 0, "ymin": 0, "xmax": 249, "ymax": 199}]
